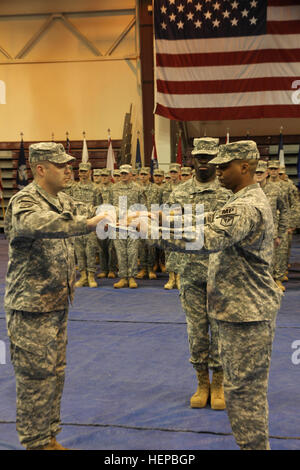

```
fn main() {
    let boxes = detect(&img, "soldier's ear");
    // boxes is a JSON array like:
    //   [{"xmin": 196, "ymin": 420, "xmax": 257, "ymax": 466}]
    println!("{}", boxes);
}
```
[{"xmin": 240, "ymin": 161, "xmax": 249, "ymax": 174}]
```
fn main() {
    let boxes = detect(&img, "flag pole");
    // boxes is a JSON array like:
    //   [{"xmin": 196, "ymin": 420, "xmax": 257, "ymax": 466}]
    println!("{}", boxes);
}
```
[{"xmin": 0, "ymin": 168, "xmax": 5, "ymax": 218}]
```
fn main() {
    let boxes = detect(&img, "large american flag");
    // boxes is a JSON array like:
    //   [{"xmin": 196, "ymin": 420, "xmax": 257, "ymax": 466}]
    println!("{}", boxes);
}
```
[{"xmin": 154, "ymin": 0, "xmax": 300, "ymax": 121}]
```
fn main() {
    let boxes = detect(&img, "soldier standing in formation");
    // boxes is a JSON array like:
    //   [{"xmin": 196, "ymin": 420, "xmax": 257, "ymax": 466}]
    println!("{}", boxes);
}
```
[
  {"xmin": 136, "ymin": 167, "xmax": 162, "ymax": 280},
  {"xmin": 69, "ymin": 162, "xmax": 102, "ymax": 288},
  {"xmin": 162, "ymin": 163, "xmax": 182, "ymax": 290},
  {"xmin": 94, "ymin": 168, "xmax": 117, "ymax": 279},
  {"xmin": 266, "ymin": 160, "xmax": 298, "ymax": 289},
  {"xmin": 109, "ymin": 164, "xmax": 147, "ymax": 288},
  {"xmin": 254, "ymin": 161, "xmax": 289, "ymax": 291},
  {"xmin": 4, "ymin": 142, "xmax": 110, "ymax": 450}
]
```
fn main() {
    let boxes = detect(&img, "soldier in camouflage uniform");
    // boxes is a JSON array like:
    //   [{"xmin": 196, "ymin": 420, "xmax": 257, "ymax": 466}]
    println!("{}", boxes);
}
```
[
  {"xmin": 266, "ymin": 160, "xmax": 298, "ymax": 287},
  {"xmin": 4, "ymin": 142, "xmax": 110, "ymax": 450},
  {"xmin": 180, "ymin": 166, "xmax": 193, "ymax": 182},
  {"xmin": 113, "ymin": 169, "xmax": 121, "ymax": 183},
  {"xmin": 162, "ymin": 163, "xmax": 182, "ymax": 289},
  {"xmin": 167, "ymin": 138, "xmax": 231, "ymax": 410},
  {"xmin": 254, "ymin": 161, "xmax": 289, "ymax": 292},
  {"xmin": 146, "ymin": 141, "xmax": 282, "ymax": 450},
  {"xmin": 95, "ymin": 169, "xmax": 117, "ymax": 278},
  {"xmin": 69, "ymin": 162, "xmax": 102, "ymax": 288},
  {"xmin": 136, "ymin": 167, "xmax": 162, "ymax": 280},
  {"xmin": 109, "ymin": 164, "xmax": 147, "ymax": 288}
]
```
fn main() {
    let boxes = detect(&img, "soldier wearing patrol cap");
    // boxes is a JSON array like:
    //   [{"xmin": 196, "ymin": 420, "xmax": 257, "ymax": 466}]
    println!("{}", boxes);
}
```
[
  {"xmin": 267, "ymin": 160, "xmax": 298, "ymax": 286},
  {"xmin": 136, "ymin": 167, "xmax": 161, "ymax": 280},
  {"xmin": 254, "ymin": 160, "xmax": 289, "ymax": 292},
  {"xmin": 4, "ymin": 142, "xmax": 111, "ymax": 450},
  {"xmin": 109, "ymin": 164, "xmax": 147, "ymax": 288},
  {"xmin": 167, "ymin": 137, "xmax": 231, "ymax": 411},
  {"xmin": 180, "ymin": 166, "xmax": 192, "ymax": 182},
  {"xmin": 96, "ymin": 169, "xmax": 117, "ymax": 278},
  {"xmin": 69, "ymin": 162, "xmax": 102, "ymax": 288},
  {"xmin": 153, "ymin": 168, "xmax": 165, "ymax": 187},
  {"xmin": 93, "ymin": 168, "xmax": 102, "ymax": 187},
  {"xmin": 146, "ymin": 140, "xmax": 282, "ymax": 450},
  {"xmin": 113, "ymin": 169, "xmax": 121, "ymax": 183},
  {"xmin": 162, "ymin": 163, "xmax": 182, "ymax": 289}
]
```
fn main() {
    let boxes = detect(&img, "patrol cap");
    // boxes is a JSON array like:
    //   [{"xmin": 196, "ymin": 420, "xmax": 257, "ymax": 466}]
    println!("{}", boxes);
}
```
[
  {"xmin": 29, "ymin": 142, "xmax": 75, "ymax": 164},
  {"xmin": 119, "ymin": 164, "xmax": 132, "ymax": 174},
  {"xmin": 210, "ymin": 140, "xmax": 260, "ymax": 165},
  {"xmin": 181, "ymin": 166, "xmax": 192, "ymax": 175},
  {"xmin": 132, "ymin": 169, "xmax": 139, "ymax": 176},
  {"xmin": 101, "ymin": 168, "xmax": 112, "ymax": 176},
  {"xmin": 268, "ymin": 160, "xmax": 280, "ymax": 169},
  {"xmin": 279, "ymin": 167, "xmax": 286, "ymax": 174},
  {"xmin": 153, "ymin": 168, "xmax": 164, "ymax": 176},
  {"xmin": 93, "ymin": 169, "xmax": 102, "ymax": 176},
  {"xmin": 140, "ymin": 166, "xmax": 151, "ymax": 175},
  {"xmin": 255, "ymin": 160, "xmax": 268, "ymax": 172},
  {"xmin": 79, "ymin": 162, "xmax": 91, "ymax": 171},
  {"xmin": 191, "ymin": 137, "xmax": 219, "ymax": 156},
  {"xmin": 169, "ymin": 163, "xmax": 181, "ymax": 173}
]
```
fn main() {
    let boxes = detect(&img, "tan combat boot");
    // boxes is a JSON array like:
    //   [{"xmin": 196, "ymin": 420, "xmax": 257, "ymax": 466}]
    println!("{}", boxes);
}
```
[
  {"xmin": 27, "ymin": 438, "xmax": 68, "ymax": 451},
  {"xmin": 88, "ymin": 272, "xmax": 98, "ymax": 288},
  {"xmin": 113, "ymin": 278, "xmax": 129, "ymax": 289},
  {"xmin": 210, "ymin": 370, "xmax": 226, "ymax": 410},
  {"xmin": 136, "ymin": 269, "xmax": 147, "ymax": 279},
  {"xmin": 97, "ymin": 272, "xmax": 107, "ymax": 279},
  {"xmin": 190, "ymin": 369, "xmax": 210, "ymax": 408},
  {"xmin": 107, "ymin": 271, "xmax": 116, "ymax": 279},
  {"xmin": 159, "ymin": 263, "xmax": 166, "ymax": 273},
  {"xmin": 164, "ymin": 272, "xmax": 176, "ymax": 289},
  {"xmin": 148, "ymin": 270, "xmax": 157, "ymax": 280},
  {"xmin": 175, "ymin": 273, "xmax": 181, "ymax": 289},
  {"xmin": 275, "ymin": 279, "xmax": 285, "ymax": 292},
  {"xmin": 129, "ymin": 277, "xmax": 138, "ymax": 288},
  {"xmin": 75, "ymin": 270, "xmax": 88, "ymax": 287}
]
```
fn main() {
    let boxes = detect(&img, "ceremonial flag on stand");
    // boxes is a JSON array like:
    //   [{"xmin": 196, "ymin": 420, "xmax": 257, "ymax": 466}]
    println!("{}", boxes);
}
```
[
  {"xmin": 150, "ymin": 132, "xmax": 159, "ymax": 177},
  {"xmin": 154, "ymin": 0, "xmax": 300, "ymax": 121},
  {"xmin": 16, "ymin": 137, "xmax": 28, "ymax": 190},
  {"xmin": 135, "ymin": 135, "xmax": 142, "ymax": 171},
  {"xmin": 82, "ymin": 136, "xmax": 89, "ymax": 163},
  {"xmin": 65, "ymin": 135, "xmax": 71, "ymax": 154},
  {"xmin": 106, "ymin": 131, "xmax": 116, "ymax": 171},
  {"xmin": 278, "ymin": 131, "xmax": 285, "ymax": 167},
  {"xmin": 176, "ymin": 133, "xmax": 182, "ymax": 165}
]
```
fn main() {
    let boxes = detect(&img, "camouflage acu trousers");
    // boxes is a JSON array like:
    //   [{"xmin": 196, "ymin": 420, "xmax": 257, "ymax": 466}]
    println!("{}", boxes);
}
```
[
  {"xmin": 6, "ymin": 308, "xmax": 68, "ymax": 449},
  {"xmin": 180, "ymin": 278, "xmax": 222, "ymax": 371},
  {"xmin": 138, "ymin": 240, "xmax": 156, "ymax": 271},
  {"xmin": 97, "ymin": 238, "xmax": 117, "ymax": 273},
  {"xmin": 217, "ymin": 320, "xmax": 274, "ymax": 450},
  {"xmin": 273, "ymin": 232, "xmax": 289, "ymax": 280},
  {"xmin": 114, "ymin": 238, "xmax": 139, "ymax": 278},
  {"xmin": 75, "ymin": 232, "xmax": 98, "ymax": 273}
]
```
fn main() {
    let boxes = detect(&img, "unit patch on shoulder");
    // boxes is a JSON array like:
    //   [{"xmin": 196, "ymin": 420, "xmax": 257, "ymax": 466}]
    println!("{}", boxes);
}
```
[{"xmin": 215, "ymin": 207, "xmax": 239, "ymax": 227}]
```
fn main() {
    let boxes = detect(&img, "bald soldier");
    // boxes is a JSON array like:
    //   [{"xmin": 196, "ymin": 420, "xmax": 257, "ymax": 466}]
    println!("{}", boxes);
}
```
[
  {"xmin": 4, "ymin": 142, "xmax": 110, "ymax": 450},
  {"xmin": 136, "ymin": 140, "xmax": 282, "ymax": 450}
]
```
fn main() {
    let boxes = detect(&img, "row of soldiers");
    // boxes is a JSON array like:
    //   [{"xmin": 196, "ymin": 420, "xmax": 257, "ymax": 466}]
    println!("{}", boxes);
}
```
[{"xmin": 63, "ymin": 154, "xmax": 299, "ymax": 291}]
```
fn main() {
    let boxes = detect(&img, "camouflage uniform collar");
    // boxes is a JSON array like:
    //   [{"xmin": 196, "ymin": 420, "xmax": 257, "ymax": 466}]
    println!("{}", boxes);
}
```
[
  {"xmin": 33, "ymin": 181, "xmax": 63, "ymax": 210},
  {"xmin": 227, "ymin": 183, "xmax": 260, "ymax": 203},
  {"xmin": 191, "ymin": 176, "xmax": 219, "ymax": 192}
]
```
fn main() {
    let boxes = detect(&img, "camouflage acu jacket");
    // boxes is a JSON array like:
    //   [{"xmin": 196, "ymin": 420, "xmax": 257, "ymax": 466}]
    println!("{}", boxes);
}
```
[
  {"xmin": 4, "ymin": 182, "xmax": 91, "ymax": 312},
  {"xmin": 158, "ymin": 183, "xmax": 282, "ymax": 322},
  {"xmin": 166, "ymin": 177, "xmax": 231, "ymax": 281},
  {"xmin": 109, "ymin": 181, "xmax": 147, "ymax": 213},
  {"xmin": 262, "ymin": 182, "xmax": 289, "ymax": 238}
]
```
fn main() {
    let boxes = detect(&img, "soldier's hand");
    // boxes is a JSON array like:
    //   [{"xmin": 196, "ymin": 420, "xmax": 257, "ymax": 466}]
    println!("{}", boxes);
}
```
[{"xmin": 87, "ymin": 212, "xmax": 114, "ymax": 231}]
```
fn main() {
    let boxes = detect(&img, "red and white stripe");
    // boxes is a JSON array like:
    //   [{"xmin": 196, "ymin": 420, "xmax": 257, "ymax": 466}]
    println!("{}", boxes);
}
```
[{"xmin": 155, "ymin": 1, "xmax": 300, "ymax": 121}]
